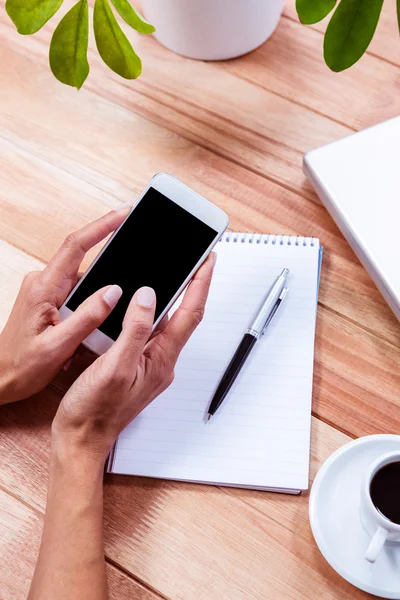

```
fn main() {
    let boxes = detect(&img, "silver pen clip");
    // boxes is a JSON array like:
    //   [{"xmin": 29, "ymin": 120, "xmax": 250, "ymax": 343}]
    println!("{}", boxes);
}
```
[{"xmin": 261, "ymin": 287, "xmax": 289, "ymax": 335}]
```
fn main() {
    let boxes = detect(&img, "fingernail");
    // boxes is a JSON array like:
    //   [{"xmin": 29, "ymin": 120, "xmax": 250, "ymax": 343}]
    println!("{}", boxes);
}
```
[
  {"xmin": 212, "ymin": 252, "xmax": 217, "ymax": 266},
  {"xmin": 63, "ymin": 358, "xmax": 73, "ymax": 371},
  {"xmin": 136, "ymin": 287, "xmax": 156, "ymax": 308},
  {"xmin": 103, "ymin": 285, "xmax": 123, "ymax": 308},
  {"xmin": 115, "ymin": 202, "xmax": 131, "ymax": 212}
]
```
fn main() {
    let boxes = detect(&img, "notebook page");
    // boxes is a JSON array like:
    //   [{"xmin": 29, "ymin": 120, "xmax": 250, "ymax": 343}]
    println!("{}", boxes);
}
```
[{"xmin": 111, "ymin": 234, "xmax": 320, "ymax": 491}]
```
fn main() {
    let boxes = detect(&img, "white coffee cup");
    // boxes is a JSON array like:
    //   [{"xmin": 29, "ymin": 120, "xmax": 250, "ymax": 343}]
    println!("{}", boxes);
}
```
[{"xmin": 360, "ymin": 451, "xmax": 400, "ymax": 563}]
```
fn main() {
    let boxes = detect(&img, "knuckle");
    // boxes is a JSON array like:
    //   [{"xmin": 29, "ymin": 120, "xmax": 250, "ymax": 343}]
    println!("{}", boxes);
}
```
[
  {"xmin": 22, "ymin": 270, "xmax": 41, "ymax": 289},
  {"xmin": 104, "ymin": 366, "xmax": 129, "ymax": 389},
  {"xmin": 22, "ymin": 271, "xmax": 44, "ymax": 306},
  {"xmin": 187, "ymin": 307, "xmax": 204, "ymax": 329},
  {"xmin": 64, "ymin": 231, "xmax": 79, "ymax": 248},
  {"xmin": 84, "ymin": 303, "xmax": 106, "ymax": 326},
  {"xmin": 132, "ymin": 319, "xmax": 152, "ymax": 340},
  {"xmin": 88, "ymin": 309, "xmax": 103, "ymax": 327},
  {"xmin": 63, "ymin": 231, "xmax": 85, "ymax": 253}
]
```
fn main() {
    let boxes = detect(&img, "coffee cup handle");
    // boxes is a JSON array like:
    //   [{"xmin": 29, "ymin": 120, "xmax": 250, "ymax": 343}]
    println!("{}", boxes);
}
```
[{"xmin": 365, "ymin": 526, "xmax": 388, "ymax": 563}]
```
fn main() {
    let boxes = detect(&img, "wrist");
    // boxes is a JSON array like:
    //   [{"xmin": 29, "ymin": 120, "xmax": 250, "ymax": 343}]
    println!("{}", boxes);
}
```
[
  {"xmin": 50, "ymin": 439, "xmax": 106, "ymax": 495},
  {"xmin": 51, "ymin": 423, "xmax": 111, "ymax": 475}
]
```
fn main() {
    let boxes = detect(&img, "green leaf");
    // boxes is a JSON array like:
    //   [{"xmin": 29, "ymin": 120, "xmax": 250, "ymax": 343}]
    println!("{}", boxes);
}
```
[
  {"xmin": 397, "ymin": 0, "xmax": 400, "ymax": 32},
  {"xmin": 49, "ymin": 0, "xmax": 89, "ymax": 89},
  {"xmin": 324, "ymin": 0, "xmax": 384, "ymax": 72},
  {"xmin": 296, "ymin": 0, "xmax": 337, "ymax": 24},
  {"xmin": 110, "ymin": 0, "xmax": 155, "ymax": 34},
  {"xmin": 94, "ymin": 0, "xmax": 142, "ymax": 79},
  {"xmin": 6, "ymin": 0, "xmax": 63, "ymax": 34}
]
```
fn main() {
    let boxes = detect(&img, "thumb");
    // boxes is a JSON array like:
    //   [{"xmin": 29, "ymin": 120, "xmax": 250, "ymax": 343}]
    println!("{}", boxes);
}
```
[
  {"xmin": 53, "ymin": 285, "xmax": 123, "ymax": 355},
  {"xmin": 110, "ymin": 286, "xmax": 156, "ymax": 371}
]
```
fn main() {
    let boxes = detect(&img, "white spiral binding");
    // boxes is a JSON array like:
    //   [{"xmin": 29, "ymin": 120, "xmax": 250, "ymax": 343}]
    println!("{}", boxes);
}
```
[{"xmin": 219, "ymin": 232, "xmax": 316, "ymax": 247}]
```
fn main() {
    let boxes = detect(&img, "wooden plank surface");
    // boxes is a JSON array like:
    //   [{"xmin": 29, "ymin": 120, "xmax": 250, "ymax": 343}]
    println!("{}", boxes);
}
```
[
  {"xmin": 1, "ymin": 20, "xmax": 399, "ymax": 348},
  {"xmin": 0, "ymin": 0, "xmax": 399, "ymax": 598},
  {"xmin": 222, "ymin": 16, "xmax": 400, "ymax": 132},
  {"xmin": 0, "ymin": 381, "xmax": 363, "ymax": 600},
  {"xmin": 0, "ymin": 488, "xmax": 159, "ymax": 600}
]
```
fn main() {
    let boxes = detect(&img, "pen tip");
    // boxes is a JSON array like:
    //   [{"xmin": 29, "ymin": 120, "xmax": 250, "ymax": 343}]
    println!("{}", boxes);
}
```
[{"xmin": 207, "ymin": 414, "xmax": 211, "ymax": 421}]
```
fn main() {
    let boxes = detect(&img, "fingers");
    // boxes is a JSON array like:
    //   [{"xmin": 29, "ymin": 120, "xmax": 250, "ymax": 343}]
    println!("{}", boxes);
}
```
[
  {"xmin": 52, "ymin": 284, "xmax": 123, "ymax": 356},
  {"xmin": 42, "ymin": 204, "xmax": 131, "ymax": 303},
  {"xmin": 110, "ymin": 287, "xmax": 156, "ymax": 371},
  {"xmin": 152, "ymin": 253, "xmax": 215, "ymax": 363}
]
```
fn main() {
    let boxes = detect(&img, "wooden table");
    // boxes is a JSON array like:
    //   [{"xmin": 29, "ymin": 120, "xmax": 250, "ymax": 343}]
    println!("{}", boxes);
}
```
[{"xmin": 1, "ymin": 1, "xmax": 400, "ymax": 598}]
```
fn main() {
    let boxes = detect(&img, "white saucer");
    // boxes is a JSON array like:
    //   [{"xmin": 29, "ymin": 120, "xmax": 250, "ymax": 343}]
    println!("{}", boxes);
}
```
[{"xmin": 310, "ymin": 435, "xmax": 400, "ymax": 599}]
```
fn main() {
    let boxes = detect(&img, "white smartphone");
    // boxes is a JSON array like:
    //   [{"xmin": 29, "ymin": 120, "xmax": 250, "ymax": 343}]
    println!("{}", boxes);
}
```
[{"xmin": 59, "ymin": 173, "xmax": 229, "ymax": 355}]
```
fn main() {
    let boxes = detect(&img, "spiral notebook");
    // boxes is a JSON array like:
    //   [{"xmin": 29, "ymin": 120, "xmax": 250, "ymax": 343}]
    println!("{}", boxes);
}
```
[{"xmin": 108, "ymin": 233, "xmax": 322, "ymax": 493}]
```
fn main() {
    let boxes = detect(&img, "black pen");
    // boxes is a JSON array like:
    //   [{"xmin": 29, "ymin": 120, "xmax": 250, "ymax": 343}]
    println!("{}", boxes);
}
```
[{"xmin": 207, "ymin": 268, "xmax": 289, "ymax": 420}]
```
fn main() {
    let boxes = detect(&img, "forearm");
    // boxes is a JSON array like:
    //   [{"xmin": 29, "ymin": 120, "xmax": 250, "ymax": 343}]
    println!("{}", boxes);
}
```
[{"xmin": 29, "ymin": 438, "xmax": 108, "ymax": 600}]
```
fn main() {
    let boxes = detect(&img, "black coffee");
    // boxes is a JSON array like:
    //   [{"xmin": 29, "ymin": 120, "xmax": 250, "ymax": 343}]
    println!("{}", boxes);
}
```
[{"xmin": 370, "ymin": 461, "xmax": 400, "ymax": 525}]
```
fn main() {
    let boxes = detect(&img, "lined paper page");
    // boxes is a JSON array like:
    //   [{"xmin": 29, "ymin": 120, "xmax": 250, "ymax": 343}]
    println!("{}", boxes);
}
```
[{"xmin": 111, "ymin": 233, "xmax": 321, "ymax": 491}]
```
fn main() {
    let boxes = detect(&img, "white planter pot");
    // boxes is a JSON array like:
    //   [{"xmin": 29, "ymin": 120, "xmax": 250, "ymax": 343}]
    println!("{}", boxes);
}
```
[{"xmin": 140, "ymin": 0, "xmax": 285, "ymax": 61}]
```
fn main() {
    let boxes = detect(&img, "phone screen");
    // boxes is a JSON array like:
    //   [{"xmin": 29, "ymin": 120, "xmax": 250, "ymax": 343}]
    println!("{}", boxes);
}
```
[{"xmin": 66, "ymin": 187, "xmax": 218, "ymax": 340}]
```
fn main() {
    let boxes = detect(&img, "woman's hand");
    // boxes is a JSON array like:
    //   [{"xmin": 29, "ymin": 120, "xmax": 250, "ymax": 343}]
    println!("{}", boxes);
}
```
[
  {"xmin": 52, "ymin": 254, "xmax": 215, "ymax": 462},
  {"xmin": 0, "ymin": 205, "xmax": 131, "ymax": 405}
]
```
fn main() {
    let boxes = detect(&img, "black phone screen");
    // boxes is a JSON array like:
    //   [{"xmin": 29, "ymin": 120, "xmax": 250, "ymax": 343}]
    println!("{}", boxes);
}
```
[{"xmin": 66, "ymin": 187, "xmax": 218, "ymax": 340}]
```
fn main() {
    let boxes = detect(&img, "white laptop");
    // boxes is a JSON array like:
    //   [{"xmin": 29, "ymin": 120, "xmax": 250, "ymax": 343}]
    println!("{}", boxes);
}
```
[{"xmin": 304, "ymin": 116, "xmax": 400, "ymax": 321}]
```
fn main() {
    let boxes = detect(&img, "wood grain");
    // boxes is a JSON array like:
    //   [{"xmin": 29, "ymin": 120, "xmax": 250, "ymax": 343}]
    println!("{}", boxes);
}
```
[
  {"xmin": 0, "ymin": 0, "xmax": 399, "ymax": 598},
  {"xmin": 0, "ymin": 18, "xmax": 342, "ymax": 205},
  {"xmin": 0, "ymin": 40, "xmax": 399, "ymax": 348},
  {"xmin": 0, "ymin": 241, "xmax": 43, "ymax": 329},
  {"xmin": 220, "ymin": 16, "xmax": 400, "ymax": 132},
  {"xmin": 1, "ymin": 20, "xmax": 399, "ymax": 347},
  {"xmin": 0, "ymin": 383, "xmax": 370, "ymax": 600},
  {"xmin": 0, "ymin": 488, "xmax": 160, "ymax": 600}
]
